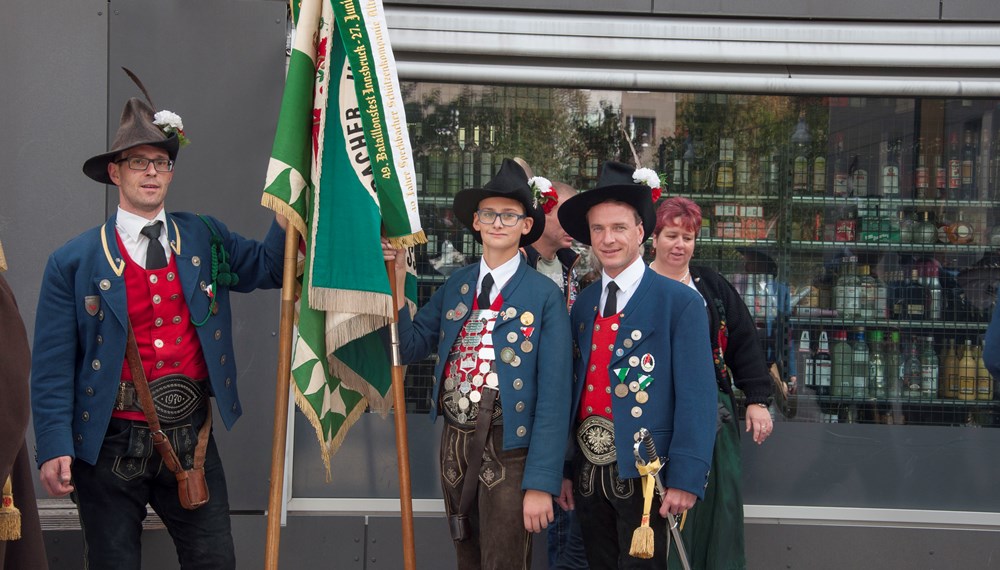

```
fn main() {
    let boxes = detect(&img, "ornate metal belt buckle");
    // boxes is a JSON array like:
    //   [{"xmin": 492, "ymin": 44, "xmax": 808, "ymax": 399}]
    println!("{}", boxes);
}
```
[
  {"xmin": 114, "ymin": 381, "xmax": 134, "ymax": 411},
  {"xmin": 576, "ymin": 415, "xmax": 616, "ymax": 466},
  {"xmin": 149, "ymin": 375, "xmax": 205, "ymax": 423}
]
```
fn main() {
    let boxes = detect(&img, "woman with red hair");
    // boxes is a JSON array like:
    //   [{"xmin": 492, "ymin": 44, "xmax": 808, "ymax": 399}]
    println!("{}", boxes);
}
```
[{"xmin": 649, "ymin": 196, "xmax": 774, "ymax": 570}]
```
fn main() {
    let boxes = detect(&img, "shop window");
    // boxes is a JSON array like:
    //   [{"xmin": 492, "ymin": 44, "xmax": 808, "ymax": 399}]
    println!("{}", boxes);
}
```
[{"xmin": 401, "ymin": 82, "xmax": 1000, "ymax": 428}]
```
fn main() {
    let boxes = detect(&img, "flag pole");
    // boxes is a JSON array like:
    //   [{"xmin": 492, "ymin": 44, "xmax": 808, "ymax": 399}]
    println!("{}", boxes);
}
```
[
  {"xmin": 385, "ymin": 249, "xmax": 417, "ymax": 570},
  {"xmin": 265, "ymin": 223, "xmax": 301, "ymax": 569}
]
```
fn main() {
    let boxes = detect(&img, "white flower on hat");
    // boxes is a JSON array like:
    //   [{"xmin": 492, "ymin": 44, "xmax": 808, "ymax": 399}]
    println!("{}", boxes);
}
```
[
  {"xmin": 153, "ymin": 110, "xmax": 190, "ymax": 147},
  {"xmin": 632, "ymin": 167, "xmax": 663, "ymax": 201},
  {"xmin": 528, "ymin": 176, "xmax": 558, "ymax": 214}
]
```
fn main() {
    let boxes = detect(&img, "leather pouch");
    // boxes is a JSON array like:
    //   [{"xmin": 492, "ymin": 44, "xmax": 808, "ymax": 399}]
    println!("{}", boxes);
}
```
[
  {"xmin": 448, "ymin": 514, "xmax": 471, "ymax": 542},
  {"xmin": 176, "ymin": 467, "xmax": 210, "ymax": 510}
]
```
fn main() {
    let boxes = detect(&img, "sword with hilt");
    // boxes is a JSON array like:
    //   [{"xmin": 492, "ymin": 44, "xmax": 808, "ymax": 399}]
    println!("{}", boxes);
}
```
[{"xmin": 632, "ymin": 427, "xmax": 692, "ymax": 570}]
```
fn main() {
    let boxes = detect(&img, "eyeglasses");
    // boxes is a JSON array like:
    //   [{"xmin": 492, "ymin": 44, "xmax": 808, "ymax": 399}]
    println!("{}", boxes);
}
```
[
  {"xmin": 115, "ymin": 156, "xmax": 174, "ymax": 172},
  {"xmin": 476, "ymin": 209, "xmax": 526, "ymax": 227}
]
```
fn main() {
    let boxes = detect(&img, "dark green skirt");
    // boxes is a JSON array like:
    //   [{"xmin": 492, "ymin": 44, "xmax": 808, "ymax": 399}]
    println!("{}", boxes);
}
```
[{"xmin": 668, "ymin": 392, "xmax": 746, "ymax": 570}]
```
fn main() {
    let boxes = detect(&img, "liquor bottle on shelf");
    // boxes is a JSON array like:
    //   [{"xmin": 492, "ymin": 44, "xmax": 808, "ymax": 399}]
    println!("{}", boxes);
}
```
[
  {"xmin": 898, "ymin": 210, "xmax": 914, "ymax": 244},
  {"xmin": 919, "ymin": 336, "xmax": 940, "ymax": 398},
  {"xmin": 834, "ymin": 208, "xmax": 858, "ymax": 242},
  {"xmin": 914, "ymin": 137, "xmax": 931, "ymax": 199},
  {"xmin": 859, "ymin": 264, "xmax": 886, "ymax": 319},
  {"xmin": 885, "ymin": 331, "xmax": 901, "ymax": 397},
  {"xmin": 894, "ymin": 268, "xmax": 928, "ymax": 321},
  {"xmin": 961, "ymin": 129, "xmax": 977, "ymax": 200},
  {"xmin": 791, "ymin": 112, "xmax": 811, "ymax": 194},
  {"xmin": 935, "ymin": 210, "xmax": 953, "ymax": 244},
  {"xmin": 868, "ymin": 330, "xmax": 887, "ymax": 398},
  {"xmin": 918, "ymin": 262, "xmax": 943, "ymax": 321},
  {"xmin": 832, "ymin": 133, "xmax": 849, "ymax": 197},
  {"xmin": 831, "ymin": 330, "xmax": 853, "ymax": 398},
  {"xmin": 947, "ymin": 132, "xmax": 962, "ymax": 200},
  {"xmin": 850, "ymin": 148, "xmax": 869, "ymax": 197},
  {"xmin": 851, "ymin": 328, "xmax": 870, "ymax": 398},
  {"xmin": 812, "ymin": 130, "xmax": 827, "ymax": 194},
  {"xmin": 880, "ymin": 135, "xmax": 901, "ymax": 198},
  {"xmin": 900, "ymin": 338, "xmax": 923, "ymax": 399},
  {"xmin": 943, "ymin": 211, "xmax": 975, "ymax": 245},
  {"xmin": 956, "ymin": 338, "xmax": 978, "ymax": 401},
  {"xmin": 834, "ymin": 256, "xmax": 862, "ymax": 319},
  {"xmin": 932, "ymin": 137, "xmax": 947, "ymax": 199},
  {"xmin": 716, "ymin": 136, "xmax": 735, "ymax": 193},
  {"xmin": 975, "ymin": 341, "xmax": 993, "ymax": 400},
  {"xmin": 795, "ymin": 330, "xmax": 814, "ymax": 393},
  {"xmin": 814, "ymin": 331, "xmax": 832, "ymax": 396},
  {"xmin": 941, "ymin": 338, "xmax": 959, "ymax": 398},
  {"xmin": 913, "ymin": 211, "xmax": 938, "ymax": 244}
]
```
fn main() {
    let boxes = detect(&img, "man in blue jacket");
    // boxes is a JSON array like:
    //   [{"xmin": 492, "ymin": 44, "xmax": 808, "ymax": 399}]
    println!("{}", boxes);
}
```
[
  {"xmin": 31, "ymin": 87, "xmax": 284, "ymax": 569},
  {"xmin": 384, "ymin": 158, "xmax": 572, "ymax": 568},
  {"xmin": 557, "ymin": 161, "xmax": 717, "ymax": 569}
]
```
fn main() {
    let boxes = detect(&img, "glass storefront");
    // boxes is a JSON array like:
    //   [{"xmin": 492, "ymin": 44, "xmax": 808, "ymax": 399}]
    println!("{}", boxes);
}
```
[{"xmin": 400, "ymin": 83, "xmax": 1000, "ymax": 429}]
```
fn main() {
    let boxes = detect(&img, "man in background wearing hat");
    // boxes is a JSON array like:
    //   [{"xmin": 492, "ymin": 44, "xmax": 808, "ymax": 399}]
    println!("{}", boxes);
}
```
[
  {"xmin": 520, "ymin": 176, "xmax": 588, "ymax": 570},
  {"xmin": 30, "ymin": 86, "xmax": 285, "ymax": 568},
  {"xmin": 384, "ymin": 158, "xmax": 572, "ymax": 568},
  {"xmin": 557, "ymin": 161, "xmax": 717, "ymax": 568}
]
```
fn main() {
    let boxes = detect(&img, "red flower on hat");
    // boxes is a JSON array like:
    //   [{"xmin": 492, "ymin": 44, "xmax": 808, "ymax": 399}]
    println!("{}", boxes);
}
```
[{"xmin": 529, "ymin": 176, "xmax": 559, "ymax": 214}]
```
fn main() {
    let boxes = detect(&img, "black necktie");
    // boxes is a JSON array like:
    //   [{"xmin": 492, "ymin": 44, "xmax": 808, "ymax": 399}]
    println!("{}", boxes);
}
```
[
  {"xmin": 603, "ymin": 281, "xmax": 619, "ymax": 317},
  {"xmin": 140, "ymin": 221, "xmax": 167, "ymax": 270},
  {"xmin": 478, "ymin": 273, "xmax": 494, "ymax": 309}
]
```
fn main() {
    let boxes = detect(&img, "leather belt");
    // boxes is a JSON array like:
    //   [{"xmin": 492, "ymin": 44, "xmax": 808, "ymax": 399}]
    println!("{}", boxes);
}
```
[
  {"xmin": 114, "ymin": 374, "xmax": 208, "ymax": 423},
  {"xmin": 576, "ymin": 415, "xmax": 617, "ymax": 466}
]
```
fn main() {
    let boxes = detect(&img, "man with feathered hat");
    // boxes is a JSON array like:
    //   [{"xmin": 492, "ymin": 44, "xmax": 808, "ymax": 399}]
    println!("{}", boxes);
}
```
[
  {"xmin": 384, "ymin": 158, "xmax": 572, "ymax": 568},
  {"xmin": 556, "ymin": 161, "xmax": 717, "ymax": 568},
  {"xmin": 30, "ymin": 72, "xmax": 285, "ymax": 569}
]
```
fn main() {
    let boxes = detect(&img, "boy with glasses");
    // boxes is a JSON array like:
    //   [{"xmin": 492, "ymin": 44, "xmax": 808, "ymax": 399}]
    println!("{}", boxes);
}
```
[{"xmin": 384, "ymin": 158, "xmax": 572, "ymax": 568}]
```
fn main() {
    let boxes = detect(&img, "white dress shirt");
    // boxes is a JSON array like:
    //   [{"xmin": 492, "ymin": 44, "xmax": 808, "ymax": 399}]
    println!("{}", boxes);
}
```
[
  {"xmin": 115, "ymin": 207, "xmax": 170, "ymax": 269},
  {"xmin": 477, "ymin": 253, "xmax": 521, "ymax": 306},
  {"xmin": 600, "ymin": 255, "xmax": 646, "ymax": 314}
]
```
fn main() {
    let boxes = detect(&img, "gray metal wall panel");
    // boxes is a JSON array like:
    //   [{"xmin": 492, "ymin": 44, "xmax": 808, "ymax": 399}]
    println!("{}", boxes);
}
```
[
  {"xmin": 293, "ymin": 412, "xmax": 445, "ymax": 499},
  {"xmin": 106, "ymin": 0, "xmax": 287, "ymax": 511},
  {"xmin": 1, "ymin": 0, "xmax": 110, "ymax": 504},
  {"xmin": 0, "ymin": 1, "xmax": 109, "ymax": 349},
  {"xmin": 943, "ymin": 0, "xmax": 1000, "ymax": 20},
  {"xmin": 745, "ymin": 522, "xmax": 1000, "ymax": 569},
  {"xmin": 651, "ymin": 0, "xmax": 942, "ymax": 20},
  {"xmin": 366, "ymin": 515, "xmax": 547, "ymax": 569},
  {"xmin": 741, "ymin": 421, "xmax": 1000, "ymax": 512},
  {"xmin": 386, "ymin": 0, "xmax": 653, "ymax": 13},
  {"xmin": 277, "ymin": 515, "xmax": 367, "ymax": 569}
]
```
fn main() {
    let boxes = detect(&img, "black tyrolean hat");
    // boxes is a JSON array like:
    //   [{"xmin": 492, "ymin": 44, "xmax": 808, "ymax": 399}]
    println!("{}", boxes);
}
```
[
  {"xmin": 453, "ymin": 158, "xmax": 545, "ymax": 247},
  {"xmin": 558, "ymin": 161, "xmax": 657, "ymax": 246}
]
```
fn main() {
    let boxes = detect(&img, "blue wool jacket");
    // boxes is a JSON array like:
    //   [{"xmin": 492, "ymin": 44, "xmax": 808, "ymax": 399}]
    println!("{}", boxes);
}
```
[
  {"xmin": 31, "ymin": 211, "xmax": 284, "ymax": 467},
  {"xmin": 570, "ymin": 267, "xmax": 717, "ymax": 498},
  {"xmin": 396, "ymin": 260, "xmax": 572, "ymax": 497}
]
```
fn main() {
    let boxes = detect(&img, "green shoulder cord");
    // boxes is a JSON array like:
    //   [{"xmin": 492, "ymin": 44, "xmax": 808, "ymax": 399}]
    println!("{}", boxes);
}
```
[{"xmin": 191, "ymin": 215, "xmax": 240, "ymax": 327}]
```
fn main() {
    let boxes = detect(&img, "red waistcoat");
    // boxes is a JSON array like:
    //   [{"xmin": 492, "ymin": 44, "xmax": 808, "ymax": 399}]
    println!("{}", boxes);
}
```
[
  {"xmin": 578, "ymin": 313, "xmax": 621, "ymax": 422},
  {"xmin": 114, "ymin": 233, "xmax": 208, "ymax": 420}
]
